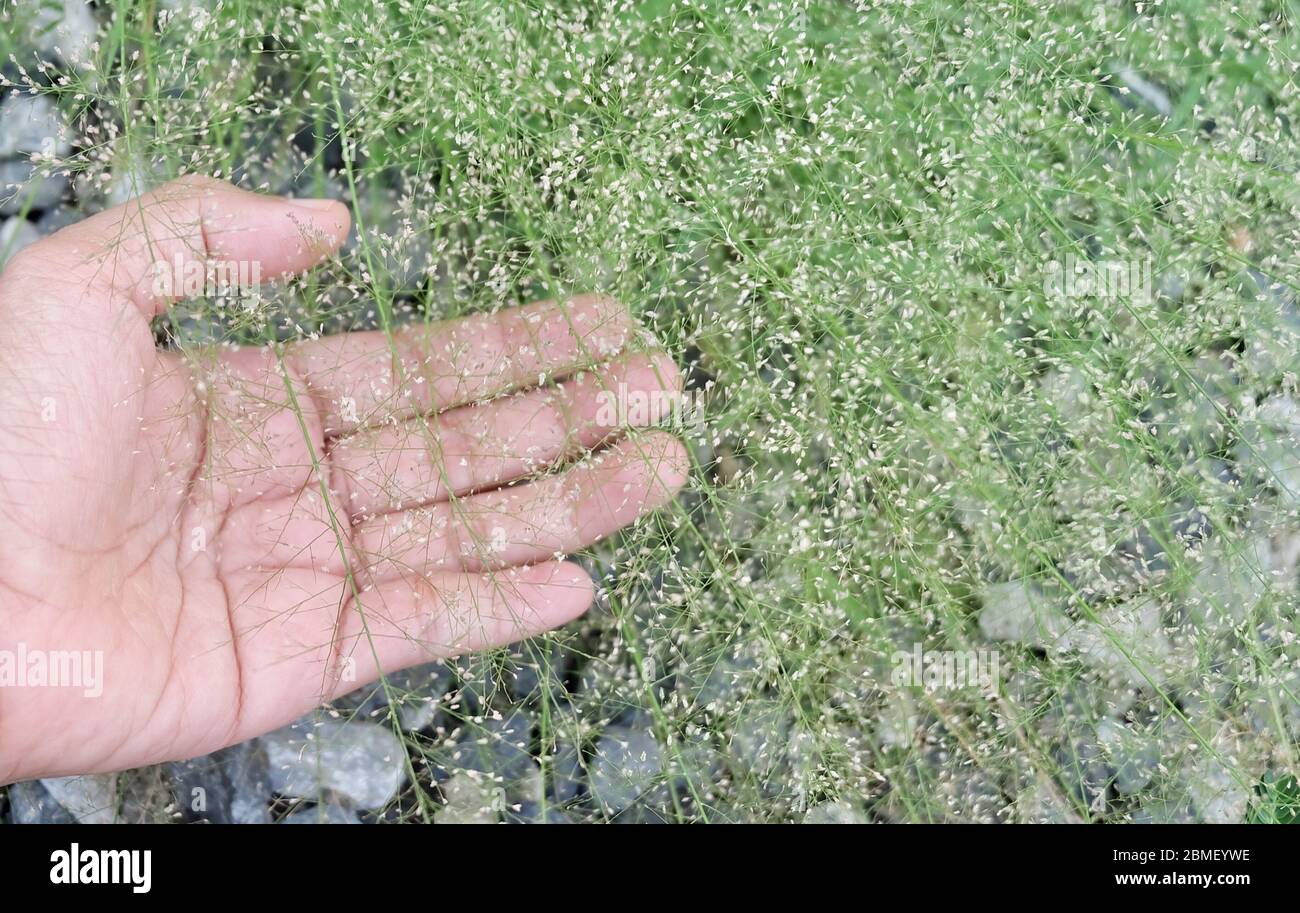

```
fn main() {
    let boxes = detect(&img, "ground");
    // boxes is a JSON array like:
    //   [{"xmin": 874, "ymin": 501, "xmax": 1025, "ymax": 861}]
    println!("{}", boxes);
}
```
[{"xmin": 1, "ymin": 0, "xmax": 1299, "ymax": 824}]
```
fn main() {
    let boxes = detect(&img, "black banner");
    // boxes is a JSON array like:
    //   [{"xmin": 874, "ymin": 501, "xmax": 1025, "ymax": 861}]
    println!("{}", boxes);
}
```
[{"xmin": 0, "ymin": 823, "xmax": 1284, "ymax": 897}]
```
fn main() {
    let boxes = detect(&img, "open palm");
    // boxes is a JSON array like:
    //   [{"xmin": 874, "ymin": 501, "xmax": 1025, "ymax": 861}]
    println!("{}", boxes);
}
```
[{"xmin": 0, "ymin": 177, "xmax": 687, "ymax": 782}]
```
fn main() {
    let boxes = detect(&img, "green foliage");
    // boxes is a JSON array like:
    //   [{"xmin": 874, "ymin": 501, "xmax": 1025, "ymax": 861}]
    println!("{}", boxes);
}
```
[{"xmin": 8, "ymin": 0, "xmax": 1300, "ymax": 822}]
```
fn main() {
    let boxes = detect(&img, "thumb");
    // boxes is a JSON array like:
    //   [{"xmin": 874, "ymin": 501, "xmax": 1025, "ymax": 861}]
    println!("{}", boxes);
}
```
[{"xmin": 0, "ymin": 174, "xmax": 350, "ymax": 319}]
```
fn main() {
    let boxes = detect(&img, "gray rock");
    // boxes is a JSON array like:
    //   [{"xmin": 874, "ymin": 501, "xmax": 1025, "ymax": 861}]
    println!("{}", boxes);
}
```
[
  {"xmin": 943, "ymin": 768, "xmax": 1007, "ymax": 823},
  {"xmin": 978, "ymin": 580, "xmax": 1068, "ymax": 647},
  {"xmin": 158, "ymin": 0, "xmax": 217, "ymax": 13},
  {"xmin": 873, "ymin": 691, "xmax": 921, "ymax": 749},
  {"xmin": 506, "ymin": 804, "xmax": 574, "ymax": 824},
  {"xmin": 501, "ymin": 643, "xmax": 571, "ymax": 705},
  {"xmin": 1053, "ymin": 739, "xmax": 1112, "ymax": 815},
  {"xmin": 1157, "ymin": 353, "xmax": 1238, "ymax": 456},
  {"xmin": 339, "ymin": 661, "xmax": 452, "ymax": 733},
  {"xmin": 163, "ymin": 312, "xmax": 229, "ymax": 347},
  {"xmin": 574, "ymin": 659, "xmax": 642, "ymax": 724},
  {"xmin": 670, "ymin": 738, "xmax": 728, "ymax": 799},
  {"xmin": 1261, "ymin": 524, "xmax": 1300, "ymax": 583},
  {"xmin": 1243, "ymin": 268, "xmax": 1300, "ymax": 377},
  {"xmin": 1132, "ymin": 797, "xmax": 1197, "ymax": 824},
  {"xmin": 684, "ymin": 643, "xmax": 758, "ymax": 710},
  {"xmin": 105, "ymin": 154, "xmax": 152, "ymax": 207},
  {"xmin": 280, "ymin": 802, "xmax": 359, "ymax": 824},
  {"xmin": 802, "ymin": 798, "xmax": 868, "ymax": 824},
  {"xmin": 1038, "ymin": 365, "xmax": 1093, "ymax": 428},
  {"xmin": 1185, "ymin": 544, "xmax": 1268, "ymax": 628},
  {"xmin": 337, "ymin": 179, "xmax": 433, "ymax": 292},
  {"xmin": 6, "ymin": 779, "xmax": 76, "ymax": 823},
  {"xmin": 0, "ymin": 93, "xmax": 73, "ymax": 160},
  {"xmin": 1156, "ymin": 272, "xmax": 1187, "ymax": 302},
  {"xmin": 1096, "ymin": 718, "xmax": 1159, "ymax": 796},
  {"xmin": 1169, "ymin": 503, "xmax": 1213, "ymax": 547},
  {"xmin": 28, "ymin": 0, "xmax": 99, "ymax": 69},
  {"xmin": 261, "ymin": 717, "xmax": 406, "ymax": 810},
  {"xmin": 731, "ymin": 702, "xmax": 794, "ymax": 786},
  {"xmin": 440, "ymin": 709, "xmax": 535, "ymax": 784},
  {"xmin": 1244, "ymin": 668, "xmax": 1300, "ymax": 739},
  {"xmin": 1014, "ymin": 778, "xmax": 1083, "ymax": 823},
  {"xmin": 0, "ymin": 217, "xmax": 41, "ymax": 268},
  {"xmin": 1184, "ymin": 759, "xmax": 1250, "ymax": 824},
  {"xmin": 1055, "ymin": 597, "xmax": 1174, "ymax": 688},
  {"xmin": 1238, "ymin": 394, "xmax": 1300, "ymax": 505},
  {"xmin": 168, "ymin": 740, "xmax": 272, "ymax": 824},
  {"xmin": 0, "ymin": 158, "xmax": 69, "ymax": 215},
  {"xmin": 546, "ymin": 742, "xmax": 586, "ymax": 805},
  {"xmin": 503, "ymin": 767, "xmax": 574, "ymax": 823},
  {"xmin": 456, "ymin": 646, "xmax": 570, "ymax": 712},
  {"xmin": 1089, "ymin": 536, "xmax": 1171, "ymax": 599},
  {"xmin": 39, "ymin": 775, "xmax": 117, "ymax": 823},
  {"xmin": 590, "ymin": 726, "xmax": 664, "ymax": 814},
  {"xmin": 437, "ymin": 773, "xmax": 500, "ymax": 824},
  {"xmin": 35, "ymin": 202, "xmax": 81, "ymax": 236}
]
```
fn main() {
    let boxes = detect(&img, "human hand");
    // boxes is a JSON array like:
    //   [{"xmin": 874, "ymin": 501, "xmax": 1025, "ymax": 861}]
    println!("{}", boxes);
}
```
[{"xmin": 0, "ymin": 176, "xmax": 687, "ymax": 782}]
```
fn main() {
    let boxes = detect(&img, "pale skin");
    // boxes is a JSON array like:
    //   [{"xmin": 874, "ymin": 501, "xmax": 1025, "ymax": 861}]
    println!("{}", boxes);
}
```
[{"xmin": 0, "ymin": 176, "xmax": 688, "ymax": 783}]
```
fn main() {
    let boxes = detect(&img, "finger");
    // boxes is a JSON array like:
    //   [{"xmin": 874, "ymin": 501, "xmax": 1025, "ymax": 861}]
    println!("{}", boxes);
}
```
[
  {"xmin": 216, "ymin": 560, "xmax": 593, "ymax": 740},
  {"xmin": 217, "ymin": 349, "xmax": 678, "ymax": 572},
  {"xmin": 283, "ymin": 293, "xmax": 636, "ymax": 435},
  {"xmin": 355, "ymin": 430, "xmax": 690, "ymax": 575},
  {"xmin": 3, "ymin": 174, "xmax": 349, "ymax": 317},
  {"xmin": 329, "ymin": 351, "xmax": 682, "ymax": 518},
  {"xmin": 330, "ymin": 560, "xmax": 595, "ymax": 695}
]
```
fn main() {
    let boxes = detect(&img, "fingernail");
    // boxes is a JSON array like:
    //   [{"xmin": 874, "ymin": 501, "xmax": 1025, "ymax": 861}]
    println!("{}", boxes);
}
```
[{"xmin": 290, "ymin": 197, "xmax": 343, "ymax": 213}]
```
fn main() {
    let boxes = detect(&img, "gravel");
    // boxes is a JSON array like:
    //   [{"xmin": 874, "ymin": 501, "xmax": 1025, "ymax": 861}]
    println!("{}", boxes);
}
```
[
  {"xmin": 39, "ymin": 775, "xmax": 118, "ymax": 823},
  {"xmin": 1013, "ymin": 778, "xmax": 1083, "ymax": 824},
  {"xmin": 1131, "ymin": 797, "xmax": 1197, "ymax": 824},
  {"xmin": 438, "ymin": 709, "xmax": 536, "ymax": 785},
  {"xmin": 0, "ymin": 91, "xmax": 73, "ymax": 217},
  {"xmin": 1053, "ymin": 739, "xmax": 1112, "ymax": 815},
  {"xmin": 589, "ymin": 725, "xmax": 664, "ymax": 814},
  {"xmin": 1096, "ymin": 718, "xmax": 1159, "ymax": 797},
  {"xmin": 802, "ymin": 799, "xmax": 868, "ymax": 824},
  {"xmin": 27, "ymin": 0, "xmax": 99, "ymax": 69},
  {"xmin": 6, "ymin": 780, "xmax": 77, "ymax": 824},
  {"xmin": 1183, "ymin": 756, "xmax": 1252, "ymax": 824},
  {"xmin": 0, "ymin": 159, "xmax": 68, "ymax": 216},
  {"xmin": 280, "ymin": 802, "xmax": 360, "ymax": 825},
  {"xmin": 0, "ymin": 217, "xmax": 41, "ymax": 268},
  {"xmin": 437, "ymin": 773, "xmax": 500, "ymax": 824},
  {"xmin": 169, "ymin": 741, "xmax": 272, "ymax": 824},
  {"xmin": 978, "ymin": 580, "xmax": 1068, "ymax": 647},
  {"xmin": 730, "ymin": 701, "xmax": 795, "ymax": 788},
  {"xmin": 1055, "ymin": 597, "xmax": 1174, "ymax": 689},
  {"xmin": 0, "ymin": 93, "xmax": 73, "ymax": 160},
  {"xmin": 261, "ymin": 717, "xmax": 406, "ymax": 810},
  {"xmin": 1238, "ymin": 394, "xmax": 1300, "ymax": 507},
  {"xmin": 0, "ymin": 33, "xmax": 1295, "ymax": 827},
  {"xmin": 337, "ymin": 661, "xmax": 452, "ymax": 733},
  {"xmin": 546, "ymin": 741, "xmax": 587, "ymax": 805},
  {"xmin": 1185, "ymin": 545, "xmax": 1267, "ymax": 628}
]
